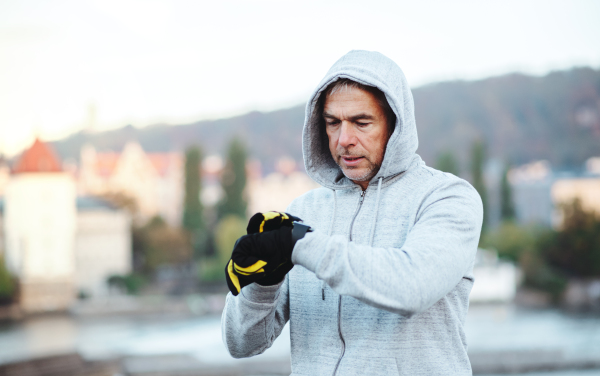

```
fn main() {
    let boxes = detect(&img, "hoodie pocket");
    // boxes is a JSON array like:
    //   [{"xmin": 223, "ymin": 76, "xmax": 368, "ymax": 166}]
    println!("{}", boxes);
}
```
[{"xmin": 336, "ymin": 356, "xmax": 400, "ymax": 376}]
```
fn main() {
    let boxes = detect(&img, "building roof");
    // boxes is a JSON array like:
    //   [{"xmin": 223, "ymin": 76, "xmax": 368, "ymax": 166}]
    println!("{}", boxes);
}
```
[
  {"xmin": 147, "ymin": 153, "xmax": 180, "ymax": 177},
  {"xmin": 12, "ymin": 138, "xmax": 63, "ymax": 174},
  {"xmin": 93, "ymin": 150, "xmax": 181, "ymax": 178},
  {"xmin": 95, "ymin": 152, "xmax": 120, "ymax": 177}
]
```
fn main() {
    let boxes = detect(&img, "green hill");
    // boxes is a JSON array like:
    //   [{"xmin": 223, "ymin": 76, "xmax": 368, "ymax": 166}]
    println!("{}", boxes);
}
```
[{"xmin": 51, "ymin": 67, "xmax": 600, "ymax": 174}]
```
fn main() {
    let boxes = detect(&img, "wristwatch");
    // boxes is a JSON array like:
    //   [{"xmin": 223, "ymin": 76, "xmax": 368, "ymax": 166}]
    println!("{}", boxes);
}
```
[{"xmin": 291, "ymin": 221, "xmax": 313, "ymax": 245}]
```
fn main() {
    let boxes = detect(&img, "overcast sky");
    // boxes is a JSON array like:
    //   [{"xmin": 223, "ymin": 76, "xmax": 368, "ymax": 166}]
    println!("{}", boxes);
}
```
[{"xmin": 1, "ymin": 0, "xmax": 599, "ymax": 156}]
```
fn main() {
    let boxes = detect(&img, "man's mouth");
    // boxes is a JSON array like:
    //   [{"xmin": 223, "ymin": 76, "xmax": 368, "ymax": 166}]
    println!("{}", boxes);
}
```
[{"xmin": 341, "ymin": 156, "xmax": 364, "ymax": 167}]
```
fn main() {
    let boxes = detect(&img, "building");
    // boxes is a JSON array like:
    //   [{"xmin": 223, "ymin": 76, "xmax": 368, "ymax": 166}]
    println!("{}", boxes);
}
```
[
  {"xmin": 78, "ymin": 142, "xmax": 183, "ymax": 226},
  {"xmin": 0, "ymin": 139, "xmax": 131, "ymax": 313},
  {"xmin": 3, "ymin": 139, "xmax": 77, "ymax": 312},
  {"xmin": 551, "ymin": 175, "xmax": 600, "ymax": 216},
  {"xmin": 509, "ymin": 160, "xmax": 554, "ymax": 226},
  {"xmin": 74, "ymin": 197, "xmax": 131, "ymax": 297},
  {"xmin": 510, "ymin": 157, "xmax": 600, "ymax": 227},
  {"xmin": 0, "ymin": 156, "xmax": 9, "ymax": 196},
  {"xmin": 247, "ymin": 157, "xmax": 320, "ymax": 215}
]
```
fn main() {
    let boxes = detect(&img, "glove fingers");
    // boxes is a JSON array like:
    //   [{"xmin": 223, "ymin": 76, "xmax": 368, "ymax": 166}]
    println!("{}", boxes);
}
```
[
  {"xmin": 262, "ymin": 218, "xmax": 285, "ymax": 232},
  {"xmin": 276, "ymin": 213, "xmax": 302, "ymax": 231},
  {"xmin": 247, "ymin": 211, "xmax": 303, "ymax": 234},
  {"xmin": 246, "ymin": 212, "xmax": 266, "ymax": 234},
  {"xmin": 284, "ymin": 212, "xmax": 302, "ymax": 224},
  {"xmin": 257, "ymin": 211, "xmax": 287, "ymax": 233}
]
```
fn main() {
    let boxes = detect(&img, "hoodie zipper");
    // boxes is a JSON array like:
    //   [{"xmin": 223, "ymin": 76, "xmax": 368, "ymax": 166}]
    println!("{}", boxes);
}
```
[
  {"xmin": 348, "ymin": 190, "xmax": 366, "ymax": 241},
  {"xmin": 332, "ymin": 189, "xmax": 366, "ymax": 376}
]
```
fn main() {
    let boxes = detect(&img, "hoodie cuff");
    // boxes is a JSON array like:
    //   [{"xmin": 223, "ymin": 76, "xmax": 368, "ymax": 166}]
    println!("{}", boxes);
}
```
[
  {"xmin": 241, "ymin": 281, "xmax": 283, "ymax": 304},
  {"xmin": 291, "ymin": 231, "xmax": 329, "ymax": 273}
]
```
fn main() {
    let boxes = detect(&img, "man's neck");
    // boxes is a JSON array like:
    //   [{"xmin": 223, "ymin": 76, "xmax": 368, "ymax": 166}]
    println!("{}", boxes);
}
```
[{"xmin": 353, "ymin": 180, "xmax": 370, "ymax": 191}]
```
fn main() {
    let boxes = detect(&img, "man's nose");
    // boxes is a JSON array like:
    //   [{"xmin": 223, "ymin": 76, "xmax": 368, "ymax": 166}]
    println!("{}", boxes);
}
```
[{"xmin": 338, "ymin": 122, "xmax": 357, "ymax": 148}]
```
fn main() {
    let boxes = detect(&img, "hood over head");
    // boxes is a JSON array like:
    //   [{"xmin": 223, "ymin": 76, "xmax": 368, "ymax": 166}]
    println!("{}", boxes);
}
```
[{"xmin": 303, "ymin": 50, "xmax": 419, "ymax": 190}]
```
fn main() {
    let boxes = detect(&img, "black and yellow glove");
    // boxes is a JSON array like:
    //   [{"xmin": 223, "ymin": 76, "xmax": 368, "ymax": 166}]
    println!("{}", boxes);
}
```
[
  {"xmin": 246, "ymin": 212, "xmax": 301, "ymax": 287},
  {"xmin": 225, "ymin": 212, "xmax": 311, "ymax": 296},
  {"xmin": 246, "ymin": 211, "xmax": 301, "ymax": 234}
]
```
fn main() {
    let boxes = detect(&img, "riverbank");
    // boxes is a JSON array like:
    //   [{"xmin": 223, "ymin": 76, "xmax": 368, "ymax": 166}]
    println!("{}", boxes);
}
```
[
  {"xmin": 1, "ymin": 351, "xmax": 600, "ymax": 376},
  {"xmin": 0, "ymin": 305, "xmax": 599, "ymax": 375}
]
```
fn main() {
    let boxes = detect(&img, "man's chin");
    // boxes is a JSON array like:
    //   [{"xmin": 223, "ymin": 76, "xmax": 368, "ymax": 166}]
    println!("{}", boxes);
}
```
[{"xmin": 341, "ymin": 167, "xmax": 371, "ymax": 182}]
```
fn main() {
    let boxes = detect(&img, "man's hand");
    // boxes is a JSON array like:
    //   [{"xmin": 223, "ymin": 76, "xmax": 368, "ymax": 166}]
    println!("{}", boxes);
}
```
[
  {"xmin": 246, "ymin": 212, "xmax": 301, "ymax": 287},
  {"xmin": 225, "ymin": 211, "xmax": 308, "ymax": 296},
  {"xmin": 246, "ymin": 211, "xmax": 301, "ymax": 234}
]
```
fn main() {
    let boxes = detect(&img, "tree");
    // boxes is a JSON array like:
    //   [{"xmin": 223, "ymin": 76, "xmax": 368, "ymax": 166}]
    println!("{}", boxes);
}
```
[
  {"xmin": 509, "ymin": 199, "xmax": 600, "ymax": 302},
  {"xmin": 182, "ymin": 145, "xmax": 208, "ymax": 256},
  {"xmin": 435, "ymin": 150, "xmax": 460, "ymax": 176},
  {"xmin": 133, "ymin": 216, "xmax": 192, "ymax": 275},
  {"xmin": 215, "ymin": 215, "xmax": 247, "ymax": 265},
  {"xmin": 107, "ymin": 273, "xmax": 146, "ymax": 295},
  {"xmin": 540, "ymin": 199, "xmax": 600, "ymax": 278},
  {"xmin": 500, "ymin": 162, "xmax": 515, "ymax": 221},
  {"xmin": 479, "ymin": 221, "xmax": 537, "ymax": 263},
  {"xmin": 100, "ymin": 192, "xmax": 139, "ymax": 222},
  {"xmin": 470, "ymin": 140, "xmax": 488, "ymax": 230},
  {"xmin": 199, "ymin": 215, "xmax": 247, "ymax": 282},
  {"xmin": 0, "ymin": 256, "xmax": 15, "ymax": 304},
  {"xmin": 219, "ymin": 138, "xmax": 248, "ymax": 219}
]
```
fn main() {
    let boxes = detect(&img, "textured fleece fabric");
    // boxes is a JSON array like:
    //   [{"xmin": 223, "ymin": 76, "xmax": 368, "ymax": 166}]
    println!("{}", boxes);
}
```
[{"xmin": 222, "ymin": 50, "xmax": 484, "ymax": 376}]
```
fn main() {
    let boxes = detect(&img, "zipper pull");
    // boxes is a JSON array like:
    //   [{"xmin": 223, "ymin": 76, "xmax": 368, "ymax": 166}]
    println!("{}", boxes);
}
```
[{"xmin": 322, "ymin": 287, "xmax": 325, "ymax": 300}]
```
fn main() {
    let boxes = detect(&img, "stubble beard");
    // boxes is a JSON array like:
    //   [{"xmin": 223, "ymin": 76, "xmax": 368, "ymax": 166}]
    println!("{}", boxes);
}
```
[{"xmin": 335, "ymin": 148, "xmax": 382, "ymax": 183}]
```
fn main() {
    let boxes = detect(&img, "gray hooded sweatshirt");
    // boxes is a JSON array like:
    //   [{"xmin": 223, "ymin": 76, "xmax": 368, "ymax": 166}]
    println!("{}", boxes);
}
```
[{"xmin": 221, "ymin": 50, "xmax": 483, "ymax": 376}]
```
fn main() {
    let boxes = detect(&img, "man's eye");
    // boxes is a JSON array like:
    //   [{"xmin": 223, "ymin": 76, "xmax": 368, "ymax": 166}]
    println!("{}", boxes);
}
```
[
  {"xmin": 357, "ymin": 122, "xmax": 369, "ymax": 126},
  {"xmin": 326, "ymin": 121, "xmax": 339, "ymax": 126}
]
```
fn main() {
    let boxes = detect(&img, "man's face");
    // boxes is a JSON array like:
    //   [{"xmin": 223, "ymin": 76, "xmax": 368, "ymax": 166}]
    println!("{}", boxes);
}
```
[{"xmin": 324, "ymin": 86, "xmax": 390, "ymax": 189}]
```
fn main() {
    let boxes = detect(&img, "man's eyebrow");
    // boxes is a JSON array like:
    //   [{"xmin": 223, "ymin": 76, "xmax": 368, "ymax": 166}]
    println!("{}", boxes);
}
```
[
  {"xmin": 349, "ymin": 113, "xmax": 375, "ymax": 122},
  {"xmin": 322, "ymin": 112, "xmax": 375, "ymax": 121}
]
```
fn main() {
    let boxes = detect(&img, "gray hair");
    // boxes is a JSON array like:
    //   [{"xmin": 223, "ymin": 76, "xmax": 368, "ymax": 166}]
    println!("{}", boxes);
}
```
[{"xmin": 319, "ymin": 78, "xmax": 396, "ymax": 136}]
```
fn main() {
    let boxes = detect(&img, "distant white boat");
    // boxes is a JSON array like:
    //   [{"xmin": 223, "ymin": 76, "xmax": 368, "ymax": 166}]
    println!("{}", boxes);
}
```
[{"xmin": 470, "ymin": 248, "xmax": 520, "ymax": 303}]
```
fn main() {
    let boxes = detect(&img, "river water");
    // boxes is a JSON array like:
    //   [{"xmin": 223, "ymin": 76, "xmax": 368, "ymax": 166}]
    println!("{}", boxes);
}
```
[{"xmin": 0, "ymin": 304, "xmax": 599, "ymax": 375}]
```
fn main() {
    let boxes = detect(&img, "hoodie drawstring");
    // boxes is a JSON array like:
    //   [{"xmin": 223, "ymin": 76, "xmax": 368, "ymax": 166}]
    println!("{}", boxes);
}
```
[
  {"xmin": 368, "ymin": 176, "xmax": 383, "ymax": 247},
  {"xmin": 321, "ymin": 190, "xmax": 337, "ymax": 300},
  {"xmin": 328, "ymin": 190, "xmax": 337, "ymax": 237}
]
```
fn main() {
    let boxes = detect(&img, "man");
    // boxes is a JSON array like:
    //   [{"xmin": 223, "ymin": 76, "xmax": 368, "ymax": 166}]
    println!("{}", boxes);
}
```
[{"xmin": 221, "ymin": 50, "xmax": 483, "ymax": 375}]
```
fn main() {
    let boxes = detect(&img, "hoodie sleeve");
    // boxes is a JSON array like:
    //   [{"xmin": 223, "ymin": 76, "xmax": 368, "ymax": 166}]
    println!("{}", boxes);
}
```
[
  {"xmin": 221, "ymin": 274, "xmax": 290, "ymax": 358},
  {"xmin": 291, "ymin": 179, "xmax": 483, "ymax": 317}
]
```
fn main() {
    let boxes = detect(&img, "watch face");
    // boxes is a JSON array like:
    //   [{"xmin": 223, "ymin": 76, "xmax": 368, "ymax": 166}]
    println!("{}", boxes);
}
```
[
  {"xmin": 293, "ymin": 220, "xmax": 312, "ymax": 228},
  {"xmin": 292, "ymin": 223, "xmax": 308, "ymax": 244}
]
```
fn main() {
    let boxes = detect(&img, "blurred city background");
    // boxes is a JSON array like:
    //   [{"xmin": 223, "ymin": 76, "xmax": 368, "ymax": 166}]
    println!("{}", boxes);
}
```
[{"xmin": 1, "ymin": 1, "xmax": 600, "ymax": 375}]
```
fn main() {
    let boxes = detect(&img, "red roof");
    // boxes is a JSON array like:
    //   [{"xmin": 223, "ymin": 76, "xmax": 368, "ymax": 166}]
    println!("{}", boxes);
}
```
[
  {"xmin": 13, "ymin": 138, "xmax": 63, "ymax": 174},
  {"xmin": 93, "ymin": 151, "xmax": 181, "ymax": 178},
  {"xmin": 95, "ymin": 153, "xmax": 120, "ymax": 177},
  {"xmin": 147, "ymin": 153, "xmax": 181, "ymax": 177}
]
